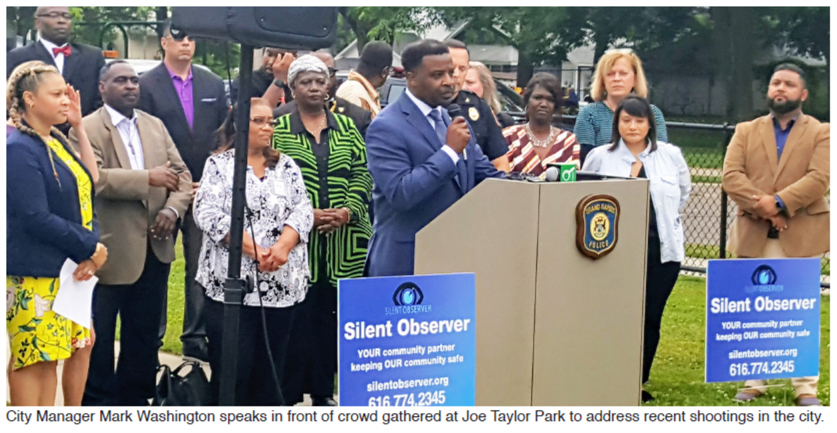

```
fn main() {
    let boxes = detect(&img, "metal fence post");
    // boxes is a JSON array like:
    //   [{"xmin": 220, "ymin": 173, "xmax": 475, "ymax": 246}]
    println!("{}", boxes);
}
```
[{"xmin": 719, "ymin": 122, "xmax": 732, "ymax": 259}]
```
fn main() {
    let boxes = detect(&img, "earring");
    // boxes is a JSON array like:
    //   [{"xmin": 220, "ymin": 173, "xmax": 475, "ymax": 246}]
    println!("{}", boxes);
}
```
[{"xmin": 29, "ymin": 103, "xmax": 34, "ymax": 109}]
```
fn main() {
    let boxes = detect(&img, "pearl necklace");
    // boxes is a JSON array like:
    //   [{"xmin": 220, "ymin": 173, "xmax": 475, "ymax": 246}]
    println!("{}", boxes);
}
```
[{"xmin": 525, "ymin": 123, "xmax": 558, "ymax": 148}]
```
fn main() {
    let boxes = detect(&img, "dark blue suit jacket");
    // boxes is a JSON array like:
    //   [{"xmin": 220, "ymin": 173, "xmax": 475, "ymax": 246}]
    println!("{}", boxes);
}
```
[
  {"xmin": 365, "ymin": 92, "xmax": 504, "ymax": 277},
  {"xmin": 6, "ymin": 130, "xmax": 99, "ymax": 277}
]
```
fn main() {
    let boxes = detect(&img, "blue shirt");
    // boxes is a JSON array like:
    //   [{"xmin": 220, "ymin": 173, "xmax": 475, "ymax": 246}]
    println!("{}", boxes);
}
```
[
  {"xmin": 574, "ymin": 101, "xmax": 669, "ymax": 148},
  {"xmin": 772, "ymin": 116, "xmax": 797, "ymax": 162},
  {"xmin": 771, "ymin": 115, "xmax": 798, "ymax": 212}
]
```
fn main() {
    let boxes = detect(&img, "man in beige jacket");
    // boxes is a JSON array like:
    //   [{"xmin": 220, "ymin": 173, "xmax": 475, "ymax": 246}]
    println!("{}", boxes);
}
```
[
  {"xmin": 71, "ymin": 61, "xmax": 192, "ymax": 406},
  {"xmin": 722, "ymin": 63, "xmax": 829, "ymax": 407},
  {"xmin": 335, "ymin": 41, "xmax": 393, "ymax": 118}
]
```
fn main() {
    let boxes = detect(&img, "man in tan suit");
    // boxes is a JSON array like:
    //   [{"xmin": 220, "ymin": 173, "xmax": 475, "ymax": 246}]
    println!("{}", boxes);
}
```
[
  {"xmin": 722, "ymin": 63, "xmax": 829, "ymax": 407},
  {"xmin": 70, "ymin": 61, "xmax": 192, "ymax": 406}
]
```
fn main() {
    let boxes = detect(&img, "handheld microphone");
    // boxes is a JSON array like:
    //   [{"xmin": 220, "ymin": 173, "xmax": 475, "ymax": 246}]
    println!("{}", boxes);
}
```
[
  {"xmin": 545, "ymin": 166, "xmax": 560, "ymax": 182},
  {"xmin": 446, "ymin": 104, "xmax": 466, "ymax": 160}
]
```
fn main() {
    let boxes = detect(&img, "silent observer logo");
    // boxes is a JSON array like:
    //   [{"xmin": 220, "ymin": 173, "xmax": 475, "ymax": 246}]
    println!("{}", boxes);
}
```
[
  {"xmin": 386, "ymin": 282, "xmax": 432, "ymax": 315},
  {"xmin": 745, "ymin": 265, "xmax": 783, "ymax": 293}
]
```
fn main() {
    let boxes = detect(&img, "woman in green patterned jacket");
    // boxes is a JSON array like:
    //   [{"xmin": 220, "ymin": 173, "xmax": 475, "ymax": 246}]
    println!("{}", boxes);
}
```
[{"xmin": 271, "ymin": 55, "xmax": 372, "ymax": 406}]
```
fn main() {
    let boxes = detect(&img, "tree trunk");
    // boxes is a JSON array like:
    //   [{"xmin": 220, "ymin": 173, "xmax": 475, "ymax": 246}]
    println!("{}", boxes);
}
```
[
  {"xmin": 516, "ymin": 48, "xmax": 534, "ymax": 88},
  {"xmin": 343, "ymin": 12, "xmax": 368, "ymax": 54},
  {"xmin": 712, "ymin": 7, "xmax": 756, "ymax": 123},
  {"xmin": 155, "ymin": 7, "xmax": 168, "ymax": 38}
]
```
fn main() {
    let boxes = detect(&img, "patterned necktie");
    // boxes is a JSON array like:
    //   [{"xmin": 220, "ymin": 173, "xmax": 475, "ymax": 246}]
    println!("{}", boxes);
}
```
[{"xmin": 427, "ymin": 109, "xmax": 447, "ymax": 147}]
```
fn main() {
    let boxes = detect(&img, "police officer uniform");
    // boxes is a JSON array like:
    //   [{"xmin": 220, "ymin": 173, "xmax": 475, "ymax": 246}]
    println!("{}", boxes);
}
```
[{"xmin": 452, "ymin": 89, "xmax": 509, "ymax": 161}]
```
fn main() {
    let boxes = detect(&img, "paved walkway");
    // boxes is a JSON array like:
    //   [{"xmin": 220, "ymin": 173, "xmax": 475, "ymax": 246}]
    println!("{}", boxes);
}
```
[{"xmin": 6, "ymin": 342, "xmax": 334, "ymax": 406}]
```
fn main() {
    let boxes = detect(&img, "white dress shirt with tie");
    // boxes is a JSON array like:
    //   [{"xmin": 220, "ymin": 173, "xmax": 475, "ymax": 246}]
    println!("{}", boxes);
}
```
[{"xmin": 405, "ymin": 89, "xmax": 462, "ymax": 164}]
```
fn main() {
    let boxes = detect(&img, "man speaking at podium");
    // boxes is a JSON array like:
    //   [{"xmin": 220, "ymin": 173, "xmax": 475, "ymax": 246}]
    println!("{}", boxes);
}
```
[{"xmin": 365, "ymin": 39, "xmax": 503, "ymax": 277}]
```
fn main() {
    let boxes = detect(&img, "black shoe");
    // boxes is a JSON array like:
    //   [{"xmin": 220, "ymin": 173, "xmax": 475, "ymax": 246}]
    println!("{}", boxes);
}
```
[
  {"xmin": 182, "ymin": 339, "xmax": 209, "ymax": 363},
  {"xmin": 312, "ymin": 396, "xmax": 337, "ymax": 406},
  {"xmin": 641, "ymin": 390, "xmax": 655, "ymax": 403}
]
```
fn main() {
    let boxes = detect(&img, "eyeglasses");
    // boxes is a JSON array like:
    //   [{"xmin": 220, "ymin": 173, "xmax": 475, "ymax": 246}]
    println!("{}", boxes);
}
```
[
  {"xmin": 384, "ymin": 66, "xmax": 395, "ymax": 77},
  {"xmin": 37, "ymin": 12, "xmax": 73, "ymax": 20},
  {"xmin": 327, "ymin": 68, "xmax": 337, "ymax": 78},
  {"xmin": 250, "ymin": 117, "xmax": 275, "ymax": 126}
]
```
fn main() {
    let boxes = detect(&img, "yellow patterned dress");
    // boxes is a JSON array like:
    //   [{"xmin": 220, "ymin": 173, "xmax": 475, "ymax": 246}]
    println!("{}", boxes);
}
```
[{"xmin": 6, "ymin": 138, "xmax": 94, "ymax": 370}]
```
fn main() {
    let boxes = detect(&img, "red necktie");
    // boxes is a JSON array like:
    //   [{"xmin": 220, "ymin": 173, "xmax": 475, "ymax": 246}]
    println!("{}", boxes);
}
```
[{"xmin": 52, "ymin": 45, "xmax": 72, "ymax": 57}]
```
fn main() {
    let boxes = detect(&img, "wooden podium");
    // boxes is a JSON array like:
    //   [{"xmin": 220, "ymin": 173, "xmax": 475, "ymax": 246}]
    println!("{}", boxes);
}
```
[{"xmin": 414, "ymin": 178, "xmax": 650, "ymax": 406}]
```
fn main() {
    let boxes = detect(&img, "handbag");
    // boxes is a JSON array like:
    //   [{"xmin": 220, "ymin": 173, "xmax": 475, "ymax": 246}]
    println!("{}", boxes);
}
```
[{"xmin": 153, "ymin": 361, "xmax": 212, "ymax": 406}]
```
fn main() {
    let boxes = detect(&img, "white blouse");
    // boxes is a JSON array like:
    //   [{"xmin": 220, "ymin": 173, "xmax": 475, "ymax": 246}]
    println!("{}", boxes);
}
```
[
  {"xmin": 582, "ymin": 140, "xmax": 691, "ymax": 264},
  {"xmin": 194, "ymin": 150, "xmax": 314, "ymax": 308}
]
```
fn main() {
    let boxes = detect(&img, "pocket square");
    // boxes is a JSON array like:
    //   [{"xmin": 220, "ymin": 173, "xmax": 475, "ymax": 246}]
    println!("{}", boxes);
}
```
[{"xmin": 201, "ymin": 98, "xmax": 217, "ymax": 102}]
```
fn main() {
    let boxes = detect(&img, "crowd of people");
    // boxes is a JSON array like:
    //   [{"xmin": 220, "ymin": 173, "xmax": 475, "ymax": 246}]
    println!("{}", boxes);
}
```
[{"xmin": 6, "ymin": 7, "xmax": 828, "ymax": 407}]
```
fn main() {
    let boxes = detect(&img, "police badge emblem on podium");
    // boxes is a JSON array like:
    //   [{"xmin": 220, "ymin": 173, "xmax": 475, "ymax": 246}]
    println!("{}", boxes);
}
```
[{"xmin": 575, "ymin": 194, "xmax": 621, "ymax": 259}]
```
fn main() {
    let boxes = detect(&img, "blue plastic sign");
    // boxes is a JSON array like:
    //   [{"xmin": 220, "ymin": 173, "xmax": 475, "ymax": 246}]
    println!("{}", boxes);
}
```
[
  {"xmin": 705, "ymin": 258, "xmax": 820, "ymax": 382},
  {"xmin": 338, "ymin": 273, "xmax": 476, "ymax": 406}
]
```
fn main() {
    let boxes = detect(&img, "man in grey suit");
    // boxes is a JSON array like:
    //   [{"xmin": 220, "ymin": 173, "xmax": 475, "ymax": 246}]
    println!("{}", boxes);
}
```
[{"xmin": 72, "ymin": 61, "xmax": 192, "ymax": 406}]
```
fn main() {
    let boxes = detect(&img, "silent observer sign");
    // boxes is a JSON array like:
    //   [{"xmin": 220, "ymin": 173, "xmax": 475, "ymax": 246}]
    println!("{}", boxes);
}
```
[
  {"xmin": 705, "ymin": 258, "xmax": 820, "ymax": 382},
  {"xmin": 338, "ymin": 273, "xmax": 476, "ymax": 406}
]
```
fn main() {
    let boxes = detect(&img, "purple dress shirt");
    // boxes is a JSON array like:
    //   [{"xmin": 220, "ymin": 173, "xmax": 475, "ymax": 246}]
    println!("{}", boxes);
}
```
[{"xmin": 165, "ymin": 64, "xmax": 194, "ymax": 130}]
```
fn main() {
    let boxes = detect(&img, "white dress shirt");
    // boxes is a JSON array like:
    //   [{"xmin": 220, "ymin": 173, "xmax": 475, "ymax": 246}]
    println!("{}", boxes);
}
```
[
  {"xmin": 582, "ymin": 139, "xmax": 692, "ymax": 263},
  {"xmin": 104, "ymin": 104, "xmax": 145, "ymax": 170},
  {"xmin": 405, "ymin": 89, "xmax": 460, "ymax": 164},
  {"xmin": 105, "ymin": 104, "xmax": 181, "ymax": 218},
  {"xmin": 39, "ymin": 37, "xmax": 68, "ymax": 75}
]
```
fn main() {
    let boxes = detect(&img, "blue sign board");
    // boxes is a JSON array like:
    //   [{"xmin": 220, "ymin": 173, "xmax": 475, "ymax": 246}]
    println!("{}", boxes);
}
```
[
  {"xmin": 338, "ymin": 273, "xmax": 476, "ymax": 406},
  {"xmin": 706, "ymin": 258, "xmax": 820, "ymax": 382}
]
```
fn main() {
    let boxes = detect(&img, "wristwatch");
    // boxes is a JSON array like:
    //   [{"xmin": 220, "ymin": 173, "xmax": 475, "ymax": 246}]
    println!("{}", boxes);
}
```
[
  {"xmin": 272, "ymin": 78, "xmax": 285, "ymax": 88},
  {"xmin": 774, "ymin": 195, "xmax": 789, "ymax": 216}
]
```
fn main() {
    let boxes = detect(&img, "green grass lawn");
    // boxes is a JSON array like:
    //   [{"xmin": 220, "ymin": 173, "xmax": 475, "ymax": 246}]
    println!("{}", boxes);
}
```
[
  {"xmin": 645, "ymin": 276, "xmax": 830, "ymax": 406},
  {"xmin": 161, "ymin": 246, "xmax": 830, "ymax": 406}
]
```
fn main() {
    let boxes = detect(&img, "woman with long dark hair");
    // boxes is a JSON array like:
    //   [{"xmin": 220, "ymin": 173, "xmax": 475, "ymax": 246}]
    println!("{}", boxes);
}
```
[
  {"xmin": 582, "ymin": 94, "xmax": 691, "ymax": 402},
  {"xmin": 194, "ymin": 97, "xmax": 313, "ymax": 405}
]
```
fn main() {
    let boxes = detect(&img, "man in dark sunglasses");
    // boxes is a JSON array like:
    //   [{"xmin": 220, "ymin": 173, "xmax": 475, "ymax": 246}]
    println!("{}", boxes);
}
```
[
  {"xmin": 138, "ymin": 18, "xmax": 228, "ymax": 365},
  {"xmin": 7, "ymin": 6, "xmax": 106, "ymax": 119}
]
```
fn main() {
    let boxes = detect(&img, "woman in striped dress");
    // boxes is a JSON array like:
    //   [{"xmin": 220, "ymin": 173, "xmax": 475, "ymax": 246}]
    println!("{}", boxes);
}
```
[
  {"xmin": 271, "ymin": 55, "xmax": 372, "ymax": 406},
  {"xmin": 503, "ymin": 72, "xmax": 579, "ymax": 178}
]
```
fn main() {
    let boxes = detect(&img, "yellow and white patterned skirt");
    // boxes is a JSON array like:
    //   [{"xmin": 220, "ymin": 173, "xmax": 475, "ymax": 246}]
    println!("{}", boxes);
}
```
[{"xmin": 6, "ymin": 276, "xmax": 91, "ymax": 370}]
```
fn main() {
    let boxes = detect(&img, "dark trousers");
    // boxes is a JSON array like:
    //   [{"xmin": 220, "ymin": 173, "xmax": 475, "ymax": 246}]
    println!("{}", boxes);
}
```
[
  {"xmin": 83, "ymin": 248, "xmax": 170, "ymax": 406},
  {"xmin": 641, "ymin": 236, "xmax": 681, "ymax": 384},
  {"xmin": 204, "ymin": 295, "xmax": 296, "ymax": 406},
  {"xmin": 283, "ymin": 283, "xmax": 338, "ymax": 404},
  {"xmin": 159, "ymin": 206, "xmax": 206, "ymax": 353}
]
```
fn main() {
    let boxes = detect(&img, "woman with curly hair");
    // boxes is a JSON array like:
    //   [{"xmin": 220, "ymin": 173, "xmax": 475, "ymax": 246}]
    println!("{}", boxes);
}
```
[{"xmin": 6, "ymin": 60, "xmax": 107, "ymax": 406}]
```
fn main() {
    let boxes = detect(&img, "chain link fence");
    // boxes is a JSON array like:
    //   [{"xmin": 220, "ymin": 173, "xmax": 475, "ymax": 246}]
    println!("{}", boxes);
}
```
[{"xmin": 550, "ymin": 114, "xmax": 830, "ymax": 286}]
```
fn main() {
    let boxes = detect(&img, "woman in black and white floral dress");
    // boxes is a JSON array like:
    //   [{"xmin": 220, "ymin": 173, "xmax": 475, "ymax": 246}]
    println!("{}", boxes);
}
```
[{"xmin": 194, "ymin": 98, "xmax": 313, "ymax": 406}]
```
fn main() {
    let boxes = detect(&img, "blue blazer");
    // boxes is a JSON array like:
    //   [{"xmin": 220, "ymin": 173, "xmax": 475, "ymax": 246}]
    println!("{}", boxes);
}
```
[
  {"xmin": 6, "ymin": 130, "xmax": 99, "ymax": 277},
  {"xmin": 365, "ymin": 92, "xmax": 504, "ymax": 277}
]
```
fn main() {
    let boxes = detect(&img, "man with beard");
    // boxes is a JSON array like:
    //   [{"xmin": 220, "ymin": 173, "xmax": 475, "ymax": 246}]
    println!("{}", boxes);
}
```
[
  {"xmin": 71, "ymin": 61, "xmax": 192, "ymax": 405},
  {"xmin": 7, "ymin": 7, "xmax": 105, "ymax": 119},
  {"xmin": 274, "ymin": 51, "xmax": 372, "ymax": 137},
  {"xmin": 723, "ymin": 63, "xmax": 829, "ymax": 407},
  {"xmin": 364, "ymin": 39, "xmax": 503, "ymax": 277}
]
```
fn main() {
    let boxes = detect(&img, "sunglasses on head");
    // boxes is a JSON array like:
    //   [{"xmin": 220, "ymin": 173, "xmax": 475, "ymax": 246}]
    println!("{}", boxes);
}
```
[{"xmin": 168, "ymin": 27, "xmax": 191, "ymax": 42}]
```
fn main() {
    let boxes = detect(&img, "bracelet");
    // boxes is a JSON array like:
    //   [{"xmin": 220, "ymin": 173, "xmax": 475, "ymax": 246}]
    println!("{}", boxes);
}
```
[{"xmin": 342, "ymin": 207, "xmax": 351, "ymax": 221}]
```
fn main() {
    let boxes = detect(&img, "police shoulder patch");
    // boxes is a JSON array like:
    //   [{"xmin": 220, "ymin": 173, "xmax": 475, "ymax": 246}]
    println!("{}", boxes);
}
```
[
  {"xmin": 575, "ymin": 194, "xmax": 620, "ymax": 259},
  {"xmin": 468, "ymin": 106, "xmax": 480, "ymax": 121}
]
